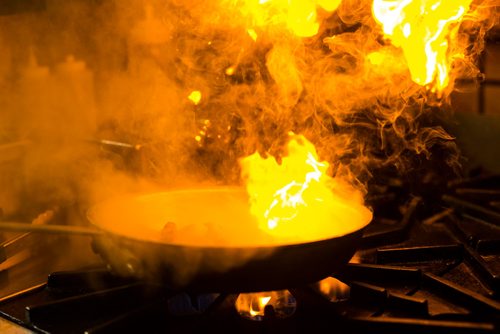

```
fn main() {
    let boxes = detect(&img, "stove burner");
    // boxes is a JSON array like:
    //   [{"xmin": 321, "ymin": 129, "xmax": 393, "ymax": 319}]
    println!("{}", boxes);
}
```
[{"xmin": 235, "ymin": 290, "xmax": 296, "ymax": 321}]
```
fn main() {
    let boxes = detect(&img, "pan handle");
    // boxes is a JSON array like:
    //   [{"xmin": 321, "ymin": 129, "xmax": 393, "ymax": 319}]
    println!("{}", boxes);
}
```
[{"xmin": 0, "ymin": 221, "xmax": 103, "ymax": 236}]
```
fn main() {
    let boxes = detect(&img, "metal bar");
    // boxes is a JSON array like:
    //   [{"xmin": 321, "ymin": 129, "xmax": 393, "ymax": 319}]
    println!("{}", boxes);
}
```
[
  {"xmin": 456, "ymin": 189, "xmax": 500, "ymax": 196},
  {"xmin": 386, "ymin": 292, "xmax": 428, "ymax": 316},
  {"xmin": 340, "ymin": 263, "xmax": 421, "ymax": 283},
  {"xmin": 0, "ymin": 222, "xmax": 101, "ymax": 236},
  {"xmin": 442, "ymin": 195, "xmax": 500, "ymax": 226},
  {"xmin": 361, "ymin": 197, "xmax": 420, "ymax": 249},
  {"xmin": 447, "ymin": 175, "xmax": 500, "ymax": 189},
  {"xmin": 348, "ymin": 316, "xmax": 496, "ymax": 334},
  {"xmin": 84, "ymin": 302, "xmax": 162, "ymax": 334},
  {"xmin": 360, "ymin": 224, "xmax": 408, "ymax": 249},
  {"xmin": 422, "ymin": 273, "xmax": 500, "ymax": 314},
  {"xmin": 463, "ymin": 245, "xmax": 500, "ymax": 293},
  {"xmin": 26, "ymin": 283, "xmax": 149, "ymax": 324},
  {"xmin": 476, "ymin": 239, "xmax": 500, "ymax": 255},
  {"xmin": 376, "ymin": 245, "xmax": 463, "ymax": 264},
  {"xmin": 422, "ymin": 209, "xmax": 454, "ymax": 225},
  {"xmin": 349, "ymin": 281, "xmax": 387, "ymax": 306},
  {"xmin": 0, "ymin": 283, "xmax": 46, "ymax": 304}
]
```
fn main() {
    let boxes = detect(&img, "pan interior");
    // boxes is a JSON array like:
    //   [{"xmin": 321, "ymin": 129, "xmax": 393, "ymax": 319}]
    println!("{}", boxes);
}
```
[{"xmin": 89, "ymin": 187, "xmax": 371, "ymax": 247}]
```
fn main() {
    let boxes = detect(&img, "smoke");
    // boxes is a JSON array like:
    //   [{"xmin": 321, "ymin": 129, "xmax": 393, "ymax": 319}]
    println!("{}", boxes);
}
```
[{"xmin": 0, "ymin": 0, "xmax": 497, "ymax": 283}]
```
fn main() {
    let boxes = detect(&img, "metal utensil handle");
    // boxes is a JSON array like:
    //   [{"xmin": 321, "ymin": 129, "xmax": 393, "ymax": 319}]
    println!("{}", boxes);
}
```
[{"xmin": 0, "ymin": 222, "xmax": 102, "ymax": 236}]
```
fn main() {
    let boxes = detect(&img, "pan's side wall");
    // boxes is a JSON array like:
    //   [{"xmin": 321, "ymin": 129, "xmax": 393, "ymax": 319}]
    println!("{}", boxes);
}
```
[{"xmin": 92, "ymin": 229, "xmax": 363, "ymax": 293}]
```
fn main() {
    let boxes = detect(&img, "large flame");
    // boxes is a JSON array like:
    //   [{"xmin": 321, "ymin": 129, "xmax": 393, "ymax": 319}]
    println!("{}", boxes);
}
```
[
  {"xmin": 372, "ymin": 0, "xmax": 473, "ymax": 92},
  {"xmin": 240, "ymin": 133, "xmax": 372, "ymax": 241},
  {"xmin": 234, "ymin": 0, "xmax": 341, "ymax": 37}
]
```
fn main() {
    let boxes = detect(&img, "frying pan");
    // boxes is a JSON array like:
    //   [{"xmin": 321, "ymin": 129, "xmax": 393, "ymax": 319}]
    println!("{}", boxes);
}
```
[{"xmin": 0, "ymin": 187, "xmax": 371, "ymax": 293}]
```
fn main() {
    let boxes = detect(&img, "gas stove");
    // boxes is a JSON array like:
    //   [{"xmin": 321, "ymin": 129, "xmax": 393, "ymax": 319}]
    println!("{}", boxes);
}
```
[
  {"xmin": 0, "ymin": 173, "xmax": 498, "ymax": 333},
  {"xmin": 0, "ymin": 1, "xmax": 498, "ymax": 333}
]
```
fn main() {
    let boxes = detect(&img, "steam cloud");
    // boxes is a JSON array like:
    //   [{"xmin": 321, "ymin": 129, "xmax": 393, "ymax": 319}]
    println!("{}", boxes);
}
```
[
  {"xmin": 0, "ymin": 0, "xmax": 497, "ymax": 281},
  {"xmin": 0, "ymin": 0, "xmax": 497, "ymax": 201}
]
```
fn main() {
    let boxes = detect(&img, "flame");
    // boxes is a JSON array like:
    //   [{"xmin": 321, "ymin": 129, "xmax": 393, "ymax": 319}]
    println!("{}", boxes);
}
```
[
  {"xmin": 372, "ymin": 0, "xmax": 473, "ymax": 92},
  {"xmin": 240, "ymin": 133, "xmax": 372, "ymax": 241},
  {"xmin": 235, "ymin": 292, "xmax": 272, "ymax": 318},
  {"xmin": 235, "ymin": 290, "xmax": 296, "ymax": 320},
  {"xmin": 318, "ymin": 276, "xmax": 350, "ymax": 301},
  {"xmin": 250, "ymin": 296, "xmax": 271, "ymax": 316},
  {"xmin": 234, "ymin": 0, "xmax": 341, "ymax": 37}
]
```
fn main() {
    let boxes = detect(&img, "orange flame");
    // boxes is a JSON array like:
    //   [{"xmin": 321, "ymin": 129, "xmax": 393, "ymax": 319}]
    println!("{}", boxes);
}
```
[
  {"xmin": 235, "ymin": 290, "xmax": 296, "ymax": 320},
  {"xmin": 235, "ymin": 292, "xmax": 272, "ymax": 318},
  {"xmin": 372, "ymin": 0, "xmax": 473, "ymax": 92},
  {"xmin": 318, "ymin": 276, "xmax": 350, "ymax": 301},
  {"xmin": 250, "ymin": 296, "xmax": 271, "ymax": 316},
  {"xmin": 240, "ymin": 133, "xmax": 372, "ymax": 241},
  {"xmin": 235, "ymin": 0, "xmax": 341, "ymax": 37}
]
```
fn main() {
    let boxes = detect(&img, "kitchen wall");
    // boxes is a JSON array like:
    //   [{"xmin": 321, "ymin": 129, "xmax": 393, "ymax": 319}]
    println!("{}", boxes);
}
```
[{"xmin": 451, "ymin": 28, "xmax": 500, "ymax": 172}]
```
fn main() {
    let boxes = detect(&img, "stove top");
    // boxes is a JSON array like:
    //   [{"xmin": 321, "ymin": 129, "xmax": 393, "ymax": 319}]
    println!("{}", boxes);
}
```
[{"xmin": 0, "ymin": 173, "xmax": 499, "ymax": 333}]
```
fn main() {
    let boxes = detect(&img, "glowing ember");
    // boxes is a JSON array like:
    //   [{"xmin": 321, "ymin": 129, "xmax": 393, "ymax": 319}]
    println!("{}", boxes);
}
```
[
  {"xmin": 235, "ymin": 290, "xmax": 296, "ymax": 320},
  {"xmin": 372, "ymin": 0, "xmax": 473, "ymax": 92},
  {"xmin": 225, "ymin": 66, "xmax": 236, "ymax": 76},
  {"xmin": 235, "ymin": 0, "xmax": 341, "ymax": 37},
  {"xmin": 240, "ymin": 133, "xmax": 372, "ymax": 241},
  {"xmin": 188, "ymin": 90, "xmax": 202, "ymax": 105},
  {"xmin": 317, "ymin": 276, "xmax": 350, "ymax": 301}
]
